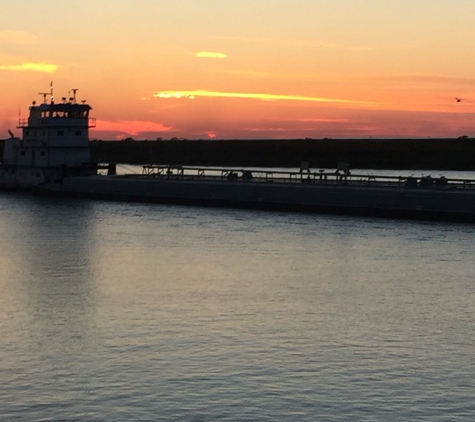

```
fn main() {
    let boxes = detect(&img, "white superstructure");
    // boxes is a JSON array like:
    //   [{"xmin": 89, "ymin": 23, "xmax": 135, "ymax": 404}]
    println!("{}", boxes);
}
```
[{"xmin": 1, "ymin": 83, "xmax": 96, "ymax": 188}]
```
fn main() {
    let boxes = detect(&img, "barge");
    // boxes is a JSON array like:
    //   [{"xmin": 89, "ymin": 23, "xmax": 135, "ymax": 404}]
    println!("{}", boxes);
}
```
[
  {"xmin": 3, "ymin": 85, "xmax": 475, "ymax": 222},
  {"xmin": 44, "ymin": 165, "xmax": 475, "ymax": 222}
]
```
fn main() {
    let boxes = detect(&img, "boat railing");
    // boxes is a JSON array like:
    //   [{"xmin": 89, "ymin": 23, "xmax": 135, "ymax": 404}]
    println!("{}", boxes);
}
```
[
  {"xmin": 17, "ymin": 118, "xmax": 29, "ymax": 128},
  {"xmin": 139, "ymin": 165, "xmax": 475, "ymax": 190},
  {"xmin": 17, "ymin": 117, "xmax": 96, "ymax": 128},
  {"xmin": 17, "ymin": 118, "xmax": 51, "ymax": 128}
]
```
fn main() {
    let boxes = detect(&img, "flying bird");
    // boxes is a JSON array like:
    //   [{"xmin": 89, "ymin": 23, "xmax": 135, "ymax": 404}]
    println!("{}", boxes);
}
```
[{"xmin": 456, "ymin": 97, "xmax": 462, "ymax": 102}]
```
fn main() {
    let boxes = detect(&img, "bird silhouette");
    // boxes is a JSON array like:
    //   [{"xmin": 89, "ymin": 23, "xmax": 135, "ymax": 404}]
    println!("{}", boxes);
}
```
[{"xmin": 456, "ymin": 97, "xmax": 462, "ymax": 102}]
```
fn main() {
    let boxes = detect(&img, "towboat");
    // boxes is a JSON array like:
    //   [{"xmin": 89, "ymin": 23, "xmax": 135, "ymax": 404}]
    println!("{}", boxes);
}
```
[{"xmin": 0, "ymin": 83, "xmax": 96, "ymax": 189}]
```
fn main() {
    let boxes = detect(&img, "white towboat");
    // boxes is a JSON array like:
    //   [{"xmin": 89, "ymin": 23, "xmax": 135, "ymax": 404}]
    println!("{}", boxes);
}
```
[{"xmin": 0, "ymin": 83, "xmax": 96, "ymax": 189}]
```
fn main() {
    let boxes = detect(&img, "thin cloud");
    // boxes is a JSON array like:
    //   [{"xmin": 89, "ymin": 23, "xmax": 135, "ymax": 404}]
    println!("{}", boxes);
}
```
[
  {"xmin": 0, "ymin": 62, "xmax": 58, "ymax": 73},
  {"xmin": 154, "ymin": 90, "xmax": 373, "ymax": 104},
  {"xmin": 195, "ymin": 51, "xmax": 228, "ymax": 59},
  {"xmin": 95, "ymin": 120, "xmax": 172, "ymax": 136},
  {"xmin": 0, "ymin": 30, "xmax": 38, "ymax": 45},
  {"xmin": 243, "ymin": 127, "xmax": 287, "ymax": 132},
  {"xmin": 296, "ymin": 118, "xmax": 349, "ymax": 123}
]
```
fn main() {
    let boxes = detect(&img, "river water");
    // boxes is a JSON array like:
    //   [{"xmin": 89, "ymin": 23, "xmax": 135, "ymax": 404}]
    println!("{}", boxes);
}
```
[{"xmin": 0, "ymin": 191, "xmax": 474, "ymax": 421}]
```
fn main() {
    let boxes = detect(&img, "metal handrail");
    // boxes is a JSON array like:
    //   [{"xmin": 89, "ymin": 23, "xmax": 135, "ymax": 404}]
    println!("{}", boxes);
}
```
[
  {"xmin": 17, "ymin": 117, "xmax": 96, "ymax": 128},
  {"xmin": 140, "ymin": 164, "xmax": 475, "ymax": 190}
]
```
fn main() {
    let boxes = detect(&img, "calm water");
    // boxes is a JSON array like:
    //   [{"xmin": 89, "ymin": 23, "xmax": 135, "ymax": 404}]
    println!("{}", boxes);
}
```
[{"xmin": 1, "ymin": 192, "xmax": 474, "ymax": 421}]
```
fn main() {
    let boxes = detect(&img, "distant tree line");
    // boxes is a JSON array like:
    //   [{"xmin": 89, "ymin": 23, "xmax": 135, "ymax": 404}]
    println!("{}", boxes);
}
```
[
  {"xmin": 90, "ymin": 138, "xmax": 475, "ymax": 170},
  {"xmin": 2, "ymin": 138, "xmax": 475, "ymax": 170}
]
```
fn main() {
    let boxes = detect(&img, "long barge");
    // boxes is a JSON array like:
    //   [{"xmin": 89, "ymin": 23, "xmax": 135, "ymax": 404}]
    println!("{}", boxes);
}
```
[
  {"xmin": 3, "ymin": 85, "xmax": 475, "ymax": 222},
  {"xmin": 42, "ymin": 165, "xmax": 475, "ymax": 222}
]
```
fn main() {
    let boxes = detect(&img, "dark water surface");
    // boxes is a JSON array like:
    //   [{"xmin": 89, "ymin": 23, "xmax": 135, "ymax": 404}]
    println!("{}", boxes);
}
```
[{"xmin": 1, "ymin": 193, "xmax": 474, "ymax": 421}]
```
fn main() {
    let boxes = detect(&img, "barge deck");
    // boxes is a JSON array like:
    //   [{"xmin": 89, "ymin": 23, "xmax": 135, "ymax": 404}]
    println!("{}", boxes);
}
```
[{"xmin": 42, "ymin": 165, "xmax": 475, "ymax": 222}]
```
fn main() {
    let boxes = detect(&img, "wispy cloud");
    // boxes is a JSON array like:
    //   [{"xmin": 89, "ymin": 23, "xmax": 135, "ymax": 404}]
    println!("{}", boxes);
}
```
[
  {"xmin": 195, "ymin": 51, "xmax": 228, "ymax": 59},
  {"xmin": 0, "ymin": 30, "xmax": 38, "ymax": 45},
  {"xmin": 243, "ymin": 127, "xmax": 287, "ymax": 132},
  {"xmin": 154, "ymin": 90, "xmax": 372, "ymax": 104},
  {"xmin": 295, "ymin": 118, "xmax": 349, "ymax": 123},
  {"xmin": 0, "ymin": 62, "xmax": 58, "ymax": 73},
  {"xmin": 95, "ymin": 120, "xmax": 172, "ymax": 136}
]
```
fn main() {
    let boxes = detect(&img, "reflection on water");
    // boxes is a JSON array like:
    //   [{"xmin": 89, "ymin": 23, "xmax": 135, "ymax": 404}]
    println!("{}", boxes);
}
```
[
  {"xmin": 0, "ymin": 193, "xmax": 474, "ymax": 421},
  {"xmin": 1, "ymin": 194, "xmax": 98, "ymax": 359}
]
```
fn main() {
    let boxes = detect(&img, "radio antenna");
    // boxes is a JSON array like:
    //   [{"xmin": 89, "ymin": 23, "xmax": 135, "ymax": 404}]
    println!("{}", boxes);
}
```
[
  {"xmin": 71, "ymin": 88, "xmax": 79, "ymax": 104},
  {"xmin": 38, "ymin": 92, "xmax": 49, "ymax": 104}
]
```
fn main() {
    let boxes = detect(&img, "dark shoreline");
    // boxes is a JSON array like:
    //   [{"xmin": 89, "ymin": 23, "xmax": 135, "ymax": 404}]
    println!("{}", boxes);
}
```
[
  {"xmin": 3, "ymin": 138, "xmax": 475, "ymax": 170},
  {"xmin": 90, "ymin": 138, "xmax": 475, "ymax": 170}
]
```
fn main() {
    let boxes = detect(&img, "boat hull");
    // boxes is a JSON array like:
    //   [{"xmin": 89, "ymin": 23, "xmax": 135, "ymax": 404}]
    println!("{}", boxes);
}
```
[{"xmin": 38, "ymin": 175, "xmax": 475, "ymax": 222}]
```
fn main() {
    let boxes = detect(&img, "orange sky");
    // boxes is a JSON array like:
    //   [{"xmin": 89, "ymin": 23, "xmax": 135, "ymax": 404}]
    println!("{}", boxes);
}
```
[{"xmin": 1, "ymin": 0, "xmax": 475, "ymax": 139}]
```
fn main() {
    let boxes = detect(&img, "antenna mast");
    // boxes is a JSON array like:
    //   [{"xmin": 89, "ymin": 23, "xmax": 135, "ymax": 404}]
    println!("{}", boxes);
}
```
[
  {"xmin": 50, "ymin": 81, "xmax": 54, "ymax": 103},
  {"xmin": 38, "ymin": 92, "xmax": 49, "ymax": 104},
  {"xmin": 71, "ymin": 88, "xmax": 79, "ymax": 104}
]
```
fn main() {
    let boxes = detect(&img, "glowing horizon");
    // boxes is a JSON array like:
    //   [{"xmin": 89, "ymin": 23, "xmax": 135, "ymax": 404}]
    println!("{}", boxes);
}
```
[{"xmin": 95, "ymin": 120, "xmax": 172, "ymax": 138}]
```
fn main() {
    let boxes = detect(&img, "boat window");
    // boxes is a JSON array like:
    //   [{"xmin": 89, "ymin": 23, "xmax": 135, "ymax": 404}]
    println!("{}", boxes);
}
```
[
  {"xmin": 65, "ymin": 111, "xmax": 81, "ymax": 119},
  {"xmin": 40, "ymin": 151, "xmax": 46, "ymax": 156},
  {"xmin": 75, "ymin": 130, "xmax": 82, "ymax": 136},
  {"xmin": 21, "ymin": 151, "xmax": 26, "ymax": 156},
  {"xmin": 58, "ymin": 131, "xmax": 64, "ymax": 136}
]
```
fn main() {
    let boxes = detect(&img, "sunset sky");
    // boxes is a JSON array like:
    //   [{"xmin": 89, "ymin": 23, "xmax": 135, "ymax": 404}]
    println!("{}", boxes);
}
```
[{"xmin": 1, "ymin": 0, "xmax": 475, "ymax": 139}]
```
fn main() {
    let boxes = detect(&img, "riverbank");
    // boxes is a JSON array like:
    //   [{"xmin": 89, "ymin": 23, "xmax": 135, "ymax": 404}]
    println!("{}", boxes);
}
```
[
  {"xmin": 2, "ymin": 138, "xmax": 475, "ymax": 170},
  {"xmin": 90, "ymin": 138, "xmax": 475, "ymax": 170}
]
